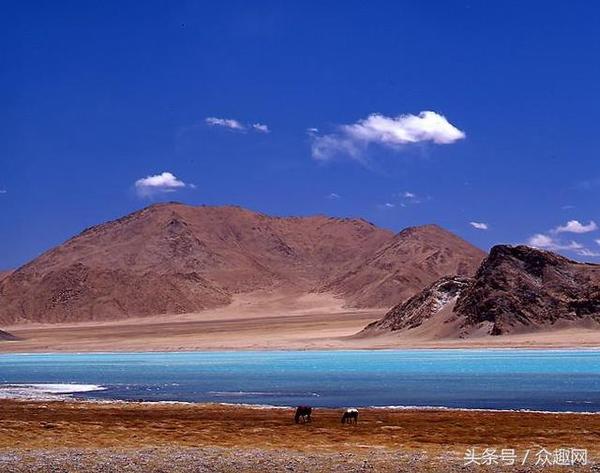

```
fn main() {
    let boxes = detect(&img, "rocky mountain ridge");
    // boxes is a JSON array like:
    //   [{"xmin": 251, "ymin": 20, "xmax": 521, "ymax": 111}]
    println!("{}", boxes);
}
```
[
  {"xmin": 0, "ymin": 203, "xmax": 484, "ymax": 324},
  {"xmin": 364, "ymin": 245, "xmax": 600, "ymax": 337}
]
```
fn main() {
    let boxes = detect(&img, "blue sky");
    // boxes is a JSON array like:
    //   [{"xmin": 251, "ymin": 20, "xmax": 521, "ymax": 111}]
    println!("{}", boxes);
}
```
[{"xmin": 2, "ymin": 1, "xmax": 600, "ymax": 269}]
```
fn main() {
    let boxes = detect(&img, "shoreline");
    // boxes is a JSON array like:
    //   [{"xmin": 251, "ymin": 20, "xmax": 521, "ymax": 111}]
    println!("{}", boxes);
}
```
[
  {"xmin": 4, "ymin": 342, "xmax": 600, "ymax": 354},
  {"xmin": 67, "ymin": 400, "xmax": 600, "ymax": 416},
  {"xmin": 2, "ymin": 389, "xmax": 600, "ymax": 416}
]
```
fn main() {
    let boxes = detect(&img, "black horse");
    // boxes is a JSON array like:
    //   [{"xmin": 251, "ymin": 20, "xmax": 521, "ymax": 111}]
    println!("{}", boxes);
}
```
[
  {"xmin": 294, "ymin": 406, "xmax": 312, "ymax": 423},
  {"xmin": 341, "ymin": 408, "xmax": 358, "ymax": 424}
]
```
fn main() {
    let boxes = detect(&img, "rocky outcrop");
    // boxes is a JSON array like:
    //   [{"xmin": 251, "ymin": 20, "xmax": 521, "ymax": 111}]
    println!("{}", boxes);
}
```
[
  {"xmin": 0, "ymin": 329, "xmax": 18, "ymax": 341},
  {"xmin": 456, "ymin": 245, "xmax": 600, "ymax": 335},
  {"xmin": 363, "ymin": 276, "xmax": 472, "ymax": 333},
  {"xmin": 363, "ymin": 245, "xmax": 600, "ymax": 337}
]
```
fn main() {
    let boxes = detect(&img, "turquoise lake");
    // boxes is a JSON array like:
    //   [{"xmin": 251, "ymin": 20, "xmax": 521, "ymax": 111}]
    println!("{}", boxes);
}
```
[{"xmin": 1, "ymin": 350, "xmax": 600, "ymax": 412}]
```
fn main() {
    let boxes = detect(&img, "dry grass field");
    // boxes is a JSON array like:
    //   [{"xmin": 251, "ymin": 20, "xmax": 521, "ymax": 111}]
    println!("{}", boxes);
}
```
[{"xmin": 1, "ymin": 400, "xmax": 599, "ymax": 472}]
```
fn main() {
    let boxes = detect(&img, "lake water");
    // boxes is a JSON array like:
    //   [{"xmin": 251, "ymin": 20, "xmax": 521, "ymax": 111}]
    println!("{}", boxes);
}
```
[{"xmin": 1, "ymin": 350, "xmax": 600, "ymax": 412}]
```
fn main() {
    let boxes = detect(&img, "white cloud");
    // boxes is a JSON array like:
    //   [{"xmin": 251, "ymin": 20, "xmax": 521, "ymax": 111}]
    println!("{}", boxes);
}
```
[
  {"xmin": 251, "ymin": 123, "xmax": 270, "ymax": 133},
  {"xmin": 346, "ymin": 111, "xmax": 465, "ymax": 144},
  {"xmin": 0, "ymin": 189, "xmax": 6, "ymax": 194},
  {"xmin": 327, "ymin": 192, "xmax": 341, "ymax": 200},
  {"xmin": 576, "ymin": 248, "xmax": 600, "ymax": 257},
  {"xmin": 470, "ymin": 221, "xmax": 489, "ymax": 230},
  {"xmin": 396, "ymin": 190, "xmax": 429, "ymax": 206},
  {"xmin": 527, "ymin": 233, "xmax": 583, "ymax": 251},
  {"xmin": 378, "ymin": 202, "xmax": 395, "ymax": 209},
  {"xmin": 205, "ymin": 117, "xmax": 245, "ymax": 130},
  {"xmin": 135, "ymin": 172, "xmax": 191, "ymax": 197},
  {"xmin": 528, "ymin": 221, "xmax": 600, "ymax": 259},
  {"xmin": 554, "ymin": 220, "xmax": 598, "ymax": 234},
  {"xmin": 311, "ymin": 111, "xmax": 465, "ymax": 160},
  {"xmin": 205, "ymin": 117, "xmax": 270, "ymax": 134}
]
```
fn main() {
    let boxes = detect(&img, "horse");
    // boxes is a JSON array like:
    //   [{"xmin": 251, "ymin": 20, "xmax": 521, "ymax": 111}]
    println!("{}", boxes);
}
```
[
  {"xmin": 294, "ymin": 406, "xmax": 312, "ymax": 423},
  {"xmin": 341, "ymin": 408, "xmax": 358, "ymax": 424}
]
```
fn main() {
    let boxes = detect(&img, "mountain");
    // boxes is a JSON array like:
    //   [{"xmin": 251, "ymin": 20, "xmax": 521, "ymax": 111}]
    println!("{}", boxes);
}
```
[
  {"xmin": 0, "ymin": 203, "xmax": 391, "ymax": 324},
  {"xmin": 0, "ymin": 203, "xmax": 484, "ymax": 325},
  {"xmin": 363, "ymin": 245, "xmax": 600, "ymax": 337},
  {"xmin": 322, "ymin": 225, "xmax": 485, "ymax": 308},
  {"xmin": 362, "ymin": 276, "xmax": 472, "ymax": 334}
]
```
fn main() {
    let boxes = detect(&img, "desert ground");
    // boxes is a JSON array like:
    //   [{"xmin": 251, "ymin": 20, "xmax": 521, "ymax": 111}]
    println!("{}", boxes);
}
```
[
  {"xmin": 1, "ymin": 399, "xmax": 599, "ymax": 472},
  {"xmin": 3, "ymin": 291, "xmax": 600, "ymax": 352}
]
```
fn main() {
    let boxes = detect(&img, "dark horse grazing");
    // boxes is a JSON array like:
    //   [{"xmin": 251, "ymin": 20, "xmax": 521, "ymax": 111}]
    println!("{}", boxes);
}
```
[
  {"xmin": 294, "ymin": 406, "xmax": 312, "ymax": 423},
  {"xmin": 341, "ymin": 408, "xmax": 358, "ymax": 424}
]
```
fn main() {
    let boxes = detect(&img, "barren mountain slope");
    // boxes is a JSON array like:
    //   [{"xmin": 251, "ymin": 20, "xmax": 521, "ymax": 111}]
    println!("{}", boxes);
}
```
[
  {"xmin": 323, "ymin": 225, "xmax": 485, "ymax": 308},
  {"xmin": 0, "ymin": 203, "xmax": 392, "ymax": 324}
]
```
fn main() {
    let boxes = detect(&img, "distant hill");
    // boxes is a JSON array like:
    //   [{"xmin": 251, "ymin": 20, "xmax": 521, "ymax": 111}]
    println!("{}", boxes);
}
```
[
  {"xmin": 0, "ymin": 203, "xmax": 484, "ymax": 324},
  {"xmin": 322, "ymin": 225, "xmax": 485, "ymax": 308},
  {"xmin": 363, "ymin": 245, "xmax": 600, "ymax": 337}
]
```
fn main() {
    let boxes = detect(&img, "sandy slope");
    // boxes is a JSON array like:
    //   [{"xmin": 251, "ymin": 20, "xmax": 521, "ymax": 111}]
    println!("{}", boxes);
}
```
[{"xmin": 2, "ymin": 291, "xmax": 600, "ymax": 352}]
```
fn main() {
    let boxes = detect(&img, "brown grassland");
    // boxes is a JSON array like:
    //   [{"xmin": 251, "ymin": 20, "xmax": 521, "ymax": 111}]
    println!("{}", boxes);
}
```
[{"xmin": 1, "ymin": 400, "xmax": 599, "ymax": 472}]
